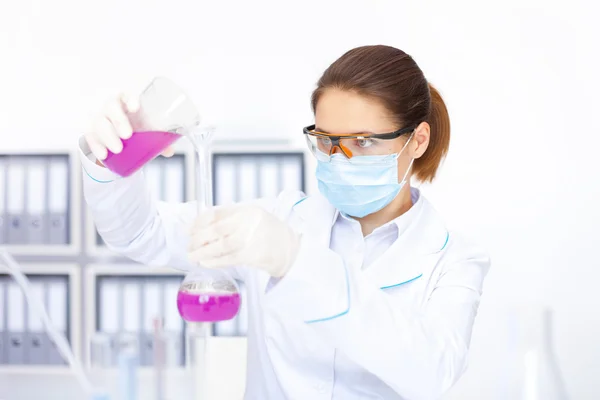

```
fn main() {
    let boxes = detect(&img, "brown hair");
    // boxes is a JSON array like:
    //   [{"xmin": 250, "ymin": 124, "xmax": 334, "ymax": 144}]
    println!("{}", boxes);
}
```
[{"xmin": 311, "ymin": 45, "xmax": 450, "ymax": 182}]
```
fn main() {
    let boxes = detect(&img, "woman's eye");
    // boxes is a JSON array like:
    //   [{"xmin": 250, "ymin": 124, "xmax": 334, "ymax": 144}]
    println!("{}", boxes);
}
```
[
  {"xmin": 355, "ymin": 137, "xmax": 375, "ymax": 148},
  {"xmin": 318, "ymin": 137, "xmax": 332, "ymax": 145}
]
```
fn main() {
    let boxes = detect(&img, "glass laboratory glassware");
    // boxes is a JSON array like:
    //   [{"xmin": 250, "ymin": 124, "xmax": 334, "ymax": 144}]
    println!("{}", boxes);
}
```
[
  {"xmin": 506, "ymin": 306, "xmax": 569, "ymax": 400},
  {"xmin": 176, "ymin": 127, "xmax": 241, "ymax": 322},
  {"xmin": 90, "ymin": 332, "xmax": 114, "ymax": 367},
  {"xmin": 187, "ymin": 323, "xmax": 212, "ymax": 400},
  {"xmin": 88, "ymin": 332, "xmax": 113, "ymax": 398},
  {"xmin": 102, "ymin": 76, "xmax": 201, "ymax": 177}
]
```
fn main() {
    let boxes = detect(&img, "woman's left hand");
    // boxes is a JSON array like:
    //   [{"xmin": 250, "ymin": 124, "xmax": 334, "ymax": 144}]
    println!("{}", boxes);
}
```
[{"xmin": 188, "ymin": 204, "xmax": 301, "ymax": 277}]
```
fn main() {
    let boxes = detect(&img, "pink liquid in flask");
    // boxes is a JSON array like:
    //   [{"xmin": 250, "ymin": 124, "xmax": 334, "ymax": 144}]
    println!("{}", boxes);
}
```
[
  {"xmin": 103, "ymin": 131, "xmax": 182, "ymax": 177},
  {"xmin": 177, "ymin": 291, "xmax": 241, "ymax": 322}
]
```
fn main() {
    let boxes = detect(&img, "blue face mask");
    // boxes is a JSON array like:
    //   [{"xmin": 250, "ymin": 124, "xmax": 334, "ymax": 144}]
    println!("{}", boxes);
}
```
[{"xmin": 315, "ymin": 138, "xmax": 413, "ymax": 218}]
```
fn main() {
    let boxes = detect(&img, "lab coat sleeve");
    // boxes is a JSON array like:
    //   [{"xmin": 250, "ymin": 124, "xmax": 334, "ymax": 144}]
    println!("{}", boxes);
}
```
[
  {"xmin": 264, "ymin": 235, "xmax": 490, "ymax": 399},
  {"xmin": 78, "ymin": 137, "xmax": 273, "ymax": 278},
  {"xmin": 79, "ymin": 136, "xmax": 198, "ymax": 271}
]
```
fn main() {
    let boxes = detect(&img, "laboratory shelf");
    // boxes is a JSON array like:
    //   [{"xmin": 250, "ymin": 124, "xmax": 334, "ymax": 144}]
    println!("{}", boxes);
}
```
[
  {"xmin": 0, "ymin": 263, "xmax": 82, "ymax": 371},
  {"xmin": 84, "ymin": 264, "xmax": 187, "ymax": 368},
  {"xmin": 0, "ymin": 151, "xmax": 82, "ymax": 256}
]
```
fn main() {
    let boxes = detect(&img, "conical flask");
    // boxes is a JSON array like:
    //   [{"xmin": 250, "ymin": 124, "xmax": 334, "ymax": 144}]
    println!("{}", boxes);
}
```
[
  {"xmin": 506, "ymin": 306, "xmax": 569, "ymax": 399},
  {"xmin": 176, "ymin": 126, "xmax": 241, "ymax": 322}
]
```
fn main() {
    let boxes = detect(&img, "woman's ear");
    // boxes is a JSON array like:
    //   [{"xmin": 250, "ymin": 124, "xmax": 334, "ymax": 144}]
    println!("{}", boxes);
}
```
[{"xmin": 411, "ymin": 122, "xmax": 430, "ymax": 159}]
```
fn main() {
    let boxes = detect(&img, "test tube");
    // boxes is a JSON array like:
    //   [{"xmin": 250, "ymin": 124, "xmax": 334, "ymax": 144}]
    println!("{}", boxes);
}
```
[
  {"xmin": 150, "ymin": 318, "xmax": 185, "ymax": 400},
  {"xmin": 116, "ymin": 333, "xmax": 139, "ymax": 400},
  {"xmin": 161, "ymin": 330, "xmax": 183, "ymax": 367},
  {"xmin": 90, "ymin": 332, "xmax": 113, "ymax": 367},
  {"xmin": 89, "ymin": 332, "xmax": 113, "ymax": 399}
]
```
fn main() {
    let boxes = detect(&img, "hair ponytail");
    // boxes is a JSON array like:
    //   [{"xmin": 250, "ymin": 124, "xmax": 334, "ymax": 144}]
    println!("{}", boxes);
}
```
[{"xmin": 413, "ymin": 83, "xmax": 451, "ymax": 182}]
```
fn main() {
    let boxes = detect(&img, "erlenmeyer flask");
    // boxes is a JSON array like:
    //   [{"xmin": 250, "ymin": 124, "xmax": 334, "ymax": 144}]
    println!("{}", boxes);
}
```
[
  {"xmin": 176, "ymin": 126, "xmax": 241, "ymax": 322},
  {"xmin": 506, "ymin": 306, "xmax": 569, "ymax": 399},
  {"xmin": 103, "ymin": 76, "xmax": 201, "ymax": 177}
]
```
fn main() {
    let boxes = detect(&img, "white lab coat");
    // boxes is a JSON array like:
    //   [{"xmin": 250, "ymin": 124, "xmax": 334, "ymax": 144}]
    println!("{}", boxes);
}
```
[{"xmin": 80, "ymin": 148, "xmax": 490, "ymax": 400}]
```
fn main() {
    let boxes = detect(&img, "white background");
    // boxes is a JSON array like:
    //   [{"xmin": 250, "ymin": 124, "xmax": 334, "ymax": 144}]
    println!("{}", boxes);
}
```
[{"xmin": 1, "ymin": 0, "xmax": 599, "ymax": 398}]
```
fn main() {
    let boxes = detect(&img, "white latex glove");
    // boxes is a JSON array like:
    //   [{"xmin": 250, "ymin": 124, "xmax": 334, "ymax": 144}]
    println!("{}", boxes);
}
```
[
  {"xmin": 84, "ymin": 93, "xmax": 175, "ymax": 162},
  {"xmin": 188, "ymin": 204, "xmax": 301, "ymax": 277}
]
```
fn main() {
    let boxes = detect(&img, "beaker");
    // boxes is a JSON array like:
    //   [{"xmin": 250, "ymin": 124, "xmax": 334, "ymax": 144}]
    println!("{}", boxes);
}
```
[
  {"xmin": 177, "ymin": 126, "xmax": 241, "ymax": 322},
  {"xmin": 102, "ymin": 76, "xmax": 201, "ymax": 177}
]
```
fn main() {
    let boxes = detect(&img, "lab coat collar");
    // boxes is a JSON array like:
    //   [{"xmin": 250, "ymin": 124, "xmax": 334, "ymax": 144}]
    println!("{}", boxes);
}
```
[
  {"xmin": 335, "ymin": 187, "xmax": 423, "ymax": 239},
  {"xmin": 292, "ymin": 188, "xmax": 449, "ymax": 289}
]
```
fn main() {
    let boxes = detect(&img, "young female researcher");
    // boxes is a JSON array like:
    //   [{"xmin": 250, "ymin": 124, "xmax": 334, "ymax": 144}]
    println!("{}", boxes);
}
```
[{"xmin": 81, "ymin": 45, "xmax": 490, "ymax": 400}]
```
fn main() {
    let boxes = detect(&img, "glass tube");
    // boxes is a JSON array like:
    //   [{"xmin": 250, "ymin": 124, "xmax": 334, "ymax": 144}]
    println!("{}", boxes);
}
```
[{"xmin": 191, "ymin": 128, "xmax": 214, "ymax": 214}]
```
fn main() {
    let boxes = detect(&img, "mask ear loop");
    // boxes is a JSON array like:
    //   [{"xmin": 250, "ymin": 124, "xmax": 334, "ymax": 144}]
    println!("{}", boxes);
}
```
[
  {"xmin": 398, "ymin": 132, "xmax": 416, "ymax": 186},
  {"xmin": 399, "ymin": 131, "xmax": 415, "ymax": 154},
  {"xmin": 399, "ymin": 158, "xmax": 415, "ymax": 186}
]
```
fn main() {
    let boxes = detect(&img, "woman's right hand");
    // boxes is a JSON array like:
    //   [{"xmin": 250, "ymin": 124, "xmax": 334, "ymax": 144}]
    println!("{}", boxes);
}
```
[{"xmin": 85, "ymin": 93, "xmax": 174, "ymax": 164}]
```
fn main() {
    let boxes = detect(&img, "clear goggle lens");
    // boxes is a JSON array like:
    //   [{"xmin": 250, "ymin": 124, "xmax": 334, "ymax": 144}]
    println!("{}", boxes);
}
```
[{"xmin": 305, "ymin": 134, "xmax": 399, "ymax": 163}]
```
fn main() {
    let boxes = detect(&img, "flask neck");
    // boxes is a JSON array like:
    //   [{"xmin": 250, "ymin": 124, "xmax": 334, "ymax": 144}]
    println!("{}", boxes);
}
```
[
  {"xmin": 508, "ymin": 306, "xmax": 569, "ymax": 399},
  {"xmin": 189, "ymin": 130, "xmax": 214, "ymax": 214},
  {"xmin": 509, "ymin": 306, "xmax": 560, "ymax": 372},
  {"xmin": 522, "ymin": 308, "xmax": 553, "ymax": 353}
]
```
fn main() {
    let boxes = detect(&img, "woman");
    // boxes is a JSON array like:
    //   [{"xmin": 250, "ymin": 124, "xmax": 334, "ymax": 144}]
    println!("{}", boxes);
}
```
[{"xmin": 81, "ymin": 45, "xmax": 490, "ymax": 399}]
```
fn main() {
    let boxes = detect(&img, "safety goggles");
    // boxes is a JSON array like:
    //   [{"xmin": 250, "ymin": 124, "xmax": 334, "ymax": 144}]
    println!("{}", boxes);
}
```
[{"xmin": 303, "ymin": 124, "xmax": 416, "ymax": 162}]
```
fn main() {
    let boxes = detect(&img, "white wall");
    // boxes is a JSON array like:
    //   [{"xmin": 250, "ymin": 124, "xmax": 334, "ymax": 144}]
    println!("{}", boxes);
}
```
[{"xmin": 1, "ymin": 0, "xmax": 599, "ymax": 398}]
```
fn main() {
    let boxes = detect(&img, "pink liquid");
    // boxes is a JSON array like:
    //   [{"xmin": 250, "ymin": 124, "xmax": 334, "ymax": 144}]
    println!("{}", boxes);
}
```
[
  {"xmin": 103, "ymin": 131, "xmax": 182, "ymax": 177},
  {"xmin": 177, "ymin": 291, "xmax": 241, "ymax": 322}
]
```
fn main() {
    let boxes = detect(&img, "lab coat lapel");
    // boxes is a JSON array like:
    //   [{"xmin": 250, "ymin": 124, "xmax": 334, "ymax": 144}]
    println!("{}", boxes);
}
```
[
  {"xmin": 364, "ymin": 197, "xmax": 450, "ymax": 290},
  {"xmin": 291, "ymin": 193, "xmax": 449, "ymax": 290},
  {"xmin": 291, "ymin": 194, "xmax": 337, "ymax": 248}
]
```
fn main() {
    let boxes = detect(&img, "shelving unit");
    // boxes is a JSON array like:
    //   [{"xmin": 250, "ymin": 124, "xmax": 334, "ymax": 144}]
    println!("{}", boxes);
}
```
[
  {"xmin": 0, "ymin": 152, "xmax": 81, "ymax": 256},
  {"xmin": 0, "ymin": 263, "xmax": 81, "ymax": 373},
  {"xmin": 0, "ymin": 141, "xmax": 308, "ymax": 377},
  {"xmin": 84, "ymin": 264, "xmax": 186, "ymax": 368}
]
